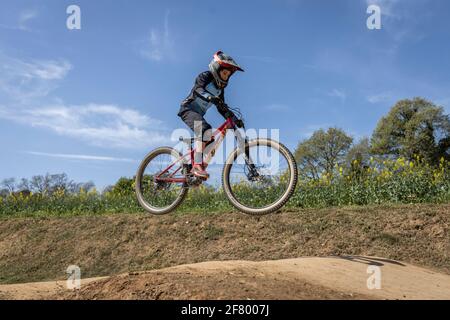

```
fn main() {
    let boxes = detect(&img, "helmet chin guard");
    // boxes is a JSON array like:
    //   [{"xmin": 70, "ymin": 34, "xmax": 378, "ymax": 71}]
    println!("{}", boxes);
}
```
[{"xmin": 208, "ymin": 51, "xmax": 244, "ymax": 88}]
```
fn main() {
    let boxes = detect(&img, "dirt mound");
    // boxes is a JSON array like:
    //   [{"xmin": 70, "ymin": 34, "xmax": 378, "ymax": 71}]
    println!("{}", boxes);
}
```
[
  {"xmin": 1, "ymin": 204, "xmax": 449, "ymax": 286},
  {"xmin": 0, "ymin": 277, "xmax": 104, "ymax": 300},
  {"xmin": 2, "ymin": 256, "xmax": 449, "ymax": 300}
]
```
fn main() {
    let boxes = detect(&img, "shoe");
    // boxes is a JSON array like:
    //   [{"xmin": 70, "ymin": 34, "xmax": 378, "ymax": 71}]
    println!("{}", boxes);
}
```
[{"xmin": 191, "ymin": 163, "xmax": 209, "ymax": 179}]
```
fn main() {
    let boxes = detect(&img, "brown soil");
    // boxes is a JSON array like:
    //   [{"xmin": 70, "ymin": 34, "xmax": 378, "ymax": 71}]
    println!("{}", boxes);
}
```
[
  {"xmin": 0, "ymin": 204, "xmax": 449, "ymax": 299},
  {"xmin": 1, "ymin": 256, "xmax": 449, "ymax": 300}
]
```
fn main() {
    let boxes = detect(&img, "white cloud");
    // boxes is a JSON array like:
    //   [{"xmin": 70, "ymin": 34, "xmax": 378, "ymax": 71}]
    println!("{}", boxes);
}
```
[
  {"xmin": 365, "ymin": 0, "xmax": 400, "ymax": 18},
  {"xmin": 3, "ymin": 104, "xmax": 168, "ymax": 149},
  {"xmin": 18, "ymin": 9, "xmax": 38, "ymax": 31},
  {"xmin": 0, "ymin": 53, "xmax": 72, "ymax": 103},
  {"xmin": 31, "ymin": 60, "xmax": 72, "ymax": 80},
  {"xmin": 367, "ymin": 92, "xmax": 393, "ymax": 104},
  {"xmin": 365, "ymin": 0, "xmax": 427, "ymax": 45},
  {"xmin": 25, "ymin": 151, "xmax": 137, "ymax": 163},
  {"xmin": 0, "ymin": 9, "xmax": 38, "ymax": 32},
  {"xmin": 328, "ymin": 89, "xmax": 347, "ymax": 101},
  {"xmin": 1, "ymin": 56, "xmax": 72, "ymax": 81},
  {"xmin": 140, "ymin": 10, "xmax": 174, "ymax": 62},
  {"xmin": 0, "ymin": 53, "xmax": 169, "ymax": 149}
]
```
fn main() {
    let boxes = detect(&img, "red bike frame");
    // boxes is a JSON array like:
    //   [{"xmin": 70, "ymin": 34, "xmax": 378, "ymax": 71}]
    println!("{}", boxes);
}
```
[{"xmin": 154, "ymin": 117, "xmax": 236, "ymax": 184}]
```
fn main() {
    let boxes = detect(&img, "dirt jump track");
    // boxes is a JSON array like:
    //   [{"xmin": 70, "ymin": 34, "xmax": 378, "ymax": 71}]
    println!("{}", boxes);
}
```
[
  {"xmin": 1, "ymin": 204, "xmax": 449, "ymax": 300},
  {"xmin": 1, "ymin": 256, "xmax": 450, "ymax": 300}
]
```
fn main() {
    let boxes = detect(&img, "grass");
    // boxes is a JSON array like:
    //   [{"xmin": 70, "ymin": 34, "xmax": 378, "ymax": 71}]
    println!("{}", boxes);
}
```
[
  {"xmin": 0, "ymin": 158, "xmax": 449, "ymax": 284},
  {"xmin": 0, "ymin": 203, "xmax": 449, "ymax": 284},
  {"xmin": 1, "ymin": 156, "xmax": 449, "ymax": 218}
]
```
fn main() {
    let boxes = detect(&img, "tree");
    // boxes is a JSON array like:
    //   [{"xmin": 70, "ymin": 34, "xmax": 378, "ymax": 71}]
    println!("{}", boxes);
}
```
[
  {"xmin": 26, "ymin": 173, "xmax": 95, "ymax": 194},
  {"xmin": 49, "ymin": 173, "xmax": 69, "ymax": 192},
  {"xmin": 102, "ymin": 185, "xmax": 114, "ymax": 194},
  {"xmin": 110, "ymin": 177, "xmax": 135, "ymax": 196},
  {"xmin": 80, "ymin": 181, "xmax": 95, "ymax": 193},
  {"xmin": 65, "ymin": 180, "xmax": 94, "ymax": 193},
  {"xmin": 17, "ymin": 178, "xmax": 30, "ymax": 191},
  {"xmin": 294, "ymin": 127, "xmax": 353, "ymax": 180},
  {"xmin": 345, "ymin": 137, "xmax": 372, "ymax": 181},
  {"xmin": 346, "ymin": 137, "xmax": 371, "ymax": 167},
  {"xmin": 0, "ymin": 189, "xmax": 9, "ymax": 198},
  {"xmin": 1, "ymin": 178, "xmax": 16, "ymax": 194},
  {"xmin": 30, "ymin": 174, "xmax": 51, "ymax": 194},
  {"xmin": 371, "ymin": 97, "xmax": 450, "ymax": 164}
]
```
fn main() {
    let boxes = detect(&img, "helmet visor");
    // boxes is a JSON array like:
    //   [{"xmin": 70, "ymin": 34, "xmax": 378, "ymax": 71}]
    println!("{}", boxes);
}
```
[{"xmin": 214, "ymin": 51, "xmax": 245, "ymax": 72}]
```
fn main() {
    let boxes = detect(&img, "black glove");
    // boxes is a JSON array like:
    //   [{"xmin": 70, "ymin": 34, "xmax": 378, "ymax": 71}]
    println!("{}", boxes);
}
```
[
  {"xmin": 234, "ymin": 119, "xmax": 244, "ymax": 128},
  {"xmin": 208, "ymin": 95, "xmax": 224, "ymax": 107},
  {"xmin": 217, "ymin": 103, "xmax": 232, "ymax": 117},
  {"xmin": 221, "ymin": 108, "xmax": 244, "ymax": 128},
  {"xmin": 222, "ymin": 108, "xmax": 232, "ymax": 118}
]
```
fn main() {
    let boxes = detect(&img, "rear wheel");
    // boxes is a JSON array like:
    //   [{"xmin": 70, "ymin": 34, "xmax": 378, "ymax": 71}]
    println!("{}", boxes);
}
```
[
  {"xmin": 135, "ymin": 147, "xmax": 188, "ymax": 215},
  {"xmin": 222, "ymin": 139, "xmax": 298, "ymax": 215}
]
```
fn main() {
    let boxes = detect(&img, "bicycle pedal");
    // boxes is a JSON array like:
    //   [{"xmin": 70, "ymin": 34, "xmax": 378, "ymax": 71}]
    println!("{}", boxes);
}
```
[{"xmin": 186, "ymin": 175, "xmax": 205, "ymax": 186}]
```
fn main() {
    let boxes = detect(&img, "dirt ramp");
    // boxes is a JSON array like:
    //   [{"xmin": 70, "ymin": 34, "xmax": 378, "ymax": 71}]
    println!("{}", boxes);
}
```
[
  {"xmin": 0, "ymin": 277, "xmax": 105, "ymax": 300},
  {"xmin": 62, "ymin": 261, "xmax": 369, "ymax": 300},
  {"xmin": 63, "ymin": 256, "xmax": 450, "ymax": 300},
  {"xmin": 2, "ymin": 256, "xmax": 450, "ymax": 300},
  {"xmin": 256, "ymin": 256, "xmax": 450, "ymax": 300}
]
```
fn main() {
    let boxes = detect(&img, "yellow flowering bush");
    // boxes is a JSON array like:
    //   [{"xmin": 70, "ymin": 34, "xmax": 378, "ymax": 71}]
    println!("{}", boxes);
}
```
[{"xmin": 1, "ymin": 155, "xmax": 449, "ymax": 216}]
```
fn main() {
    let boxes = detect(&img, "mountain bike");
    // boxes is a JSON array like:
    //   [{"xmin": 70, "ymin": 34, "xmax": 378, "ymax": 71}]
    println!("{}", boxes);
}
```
[{"xmin": 135, "ymin": 105, "xmax": 298, "ymax": 215}]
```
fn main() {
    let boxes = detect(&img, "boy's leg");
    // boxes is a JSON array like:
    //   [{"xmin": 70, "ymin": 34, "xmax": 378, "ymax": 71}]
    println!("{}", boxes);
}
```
[{"xmin": 179, "ymin": 111, "xmax": 212, "ymax": 178}]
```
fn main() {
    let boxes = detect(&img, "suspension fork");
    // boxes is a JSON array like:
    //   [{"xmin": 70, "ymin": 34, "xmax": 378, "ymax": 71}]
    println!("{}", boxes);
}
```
[{"xmin": 235, "ymin": 129, "xmax": 259, "ymax": 176}]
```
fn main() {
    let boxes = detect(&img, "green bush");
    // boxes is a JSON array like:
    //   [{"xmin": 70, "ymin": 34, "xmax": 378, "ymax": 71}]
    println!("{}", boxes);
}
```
[{"xmin": 1, "ymin": 156, "xmax": 449, "ymax": 217}]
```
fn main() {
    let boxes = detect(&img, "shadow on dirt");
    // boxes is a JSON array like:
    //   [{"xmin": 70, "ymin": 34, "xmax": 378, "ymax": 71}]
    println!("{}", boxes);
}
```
[{"xmin": 331, "ymin": 255, "xmax": 406, "ymax": 267}]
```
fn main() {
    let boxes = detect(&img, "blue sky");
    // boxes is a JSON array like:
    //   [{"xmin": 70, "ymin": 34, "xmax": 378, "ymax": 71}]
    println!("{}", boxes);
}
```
[{"xmin": 1, "ymin": 0, "xmax": 450, "ymax": 189}]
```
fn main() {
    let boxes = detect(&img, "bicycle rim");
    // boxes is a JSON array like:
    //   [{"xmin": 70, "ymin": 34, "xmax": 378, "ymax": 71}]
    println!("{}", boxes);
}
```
[
  {"xmin": 135, "ymin": 147, "xmax": 188, "ymax": 215},
  {"xmin": 222, "ymin": 139, "xmax": 298, "ymax": 215}
]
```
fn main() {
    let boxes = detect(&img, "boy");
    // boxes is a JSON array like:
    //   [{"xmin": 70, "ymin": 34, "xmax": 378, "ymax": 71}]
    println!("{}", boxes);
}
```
[{"xmin": 178, "ymin": 51, "xmax": 244, "ymax": 179}]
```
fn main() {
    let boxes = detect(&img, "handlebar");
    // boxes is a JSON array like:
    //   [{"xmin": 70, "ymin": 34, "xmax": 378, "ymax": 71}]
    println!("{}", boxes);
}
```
[{"xmin": 216, "ymin": 101, "xmax": 245, "ymax": 129}]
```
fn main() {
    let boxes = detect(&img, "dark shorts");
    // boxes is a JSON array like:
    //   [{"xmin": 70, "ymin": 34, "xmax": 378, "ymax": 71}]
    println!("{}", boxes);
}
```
[{"xmin": 179, "ymin": 110, "xmax": 212, "ymax": 141}]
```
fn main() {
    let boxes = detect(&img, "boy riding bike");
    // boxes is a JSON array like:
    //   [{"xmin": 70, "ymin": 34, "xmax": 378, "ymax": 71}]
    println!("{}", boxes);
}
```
[
  {"xmin": 135, "ymin": 51, "xmax": 298, "ymax": 215},
  {"xmin": 178, "ymin": 51, "xmax": 244, "ymax": 180}
]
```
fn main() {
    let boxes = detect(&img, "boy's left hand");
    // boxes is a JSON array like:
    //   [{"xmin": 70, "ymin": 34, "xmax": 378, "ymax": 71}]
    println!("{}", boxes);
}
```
[{"xmin": 234, "ymin": 119, "xmax": 244, "ymax": 128}]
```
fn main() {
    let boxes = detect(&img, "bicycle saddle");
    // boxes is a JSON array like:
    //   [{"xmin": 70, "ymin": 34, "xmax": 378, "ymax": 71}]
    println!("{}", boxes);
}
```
[{"xmin": 179, "ymin": 136, "xmax": 195, "ymax": 145}]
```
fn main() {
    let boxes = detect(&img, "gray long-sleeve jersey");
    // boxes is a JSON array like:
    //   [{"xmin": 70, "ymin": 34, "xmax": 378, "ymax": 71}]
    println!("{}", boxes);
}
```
[{"xmin": 178, "ymin": 71, "xmax": 228, "ymax": 119}]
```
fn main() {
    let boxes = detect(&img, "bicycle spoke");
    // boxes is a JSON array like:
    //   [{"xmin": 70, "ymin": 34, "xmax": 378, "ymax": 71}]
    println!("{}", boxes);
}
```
[
  {"xmin": 227, "ymin": 144, "xmax": 292, "ymax": 209},
  {"xmin": 139, "ymin": 151, "xmax": 185, "ymax": 210}
]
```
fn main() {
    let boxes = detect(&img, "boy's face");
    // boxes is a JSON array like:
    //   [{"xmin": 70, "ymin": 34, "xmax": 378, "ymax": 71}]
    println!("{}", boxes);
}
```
[{"xmin": 219, "ymin": 68, "xmax": 232, "ymax": 81}]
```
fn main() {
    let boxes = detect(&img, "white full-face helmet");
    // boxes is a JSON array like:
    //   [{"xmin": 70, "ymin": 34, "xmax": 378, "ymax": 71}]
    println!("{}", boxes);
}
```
[{"xmin": 208, "ymin": 51, "xmax": 244, "ymax": 88}]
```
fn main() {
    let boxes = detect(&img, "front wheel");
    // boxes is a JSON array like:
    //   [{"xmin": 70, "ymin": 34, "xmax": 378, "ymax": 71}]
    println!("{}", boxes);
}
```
[{"xmin": 222, "ymin": 138, "xmax": 298, "ymax": 215}]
